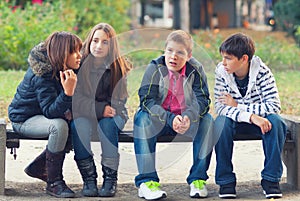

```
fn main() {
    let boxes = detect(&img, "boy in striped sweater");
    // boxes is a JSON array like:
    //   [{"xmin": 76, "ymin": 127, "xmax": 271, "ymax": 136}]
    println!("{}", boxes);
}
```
[{"xmin": 213, "ymin": 33, "xmax": 287, "ymax": 199}]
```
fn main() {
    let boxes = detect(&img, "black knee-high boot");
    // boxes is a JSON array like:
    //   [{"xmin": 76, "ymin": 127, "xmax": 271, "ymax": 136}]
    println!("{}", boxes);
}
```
[
  {"xmin": 98, "ymin": 165, "xmax": 118, "ymax": 197},
  {"xmin": 24, "ymin": 149, "xmax": 47, "ymax": 182},
  {"xmin": 75, "ymin": 156, "xmax": 98, "ymax": 197},
  {"xmin": 46, "ymin": 148, "xmax": 75, "ymax": 198}
]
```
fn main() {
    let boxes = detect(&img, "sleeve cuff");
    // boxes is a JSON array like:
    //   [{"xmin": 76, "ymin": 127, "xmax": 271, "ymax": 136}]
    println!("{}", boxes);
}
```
[
  {"xmin": 238, "ymin": 111, "xmax": 252, "ymax": 123},
  {"xmin": 237, "ymin": 103, "xmax": 247, "ymax": 111}
]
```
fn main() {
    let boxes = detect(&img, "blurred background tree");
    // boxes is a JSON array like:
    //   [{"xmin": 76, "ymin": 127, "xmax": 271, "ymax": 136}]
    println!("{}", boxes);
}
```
[
  {"xmin": 274, "ymin": 0, "xmax": 300, "ymax": 45},
  {"xmin": 0, "ymin": 0, "xmax": 130, "ymax": 70},
  {"xmin": 1, "ymin": 0, "xmax": 300, "ymax": 71}
]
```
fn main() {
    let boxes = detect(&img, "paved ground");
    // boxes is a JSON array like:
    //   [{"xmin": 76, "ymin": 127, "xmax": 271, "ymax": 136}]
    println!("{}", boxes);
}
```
[
  {"xmin": 1, "ymin": 140, "xmax": 300, "ymax": 201},
  {"xmin": 1, "ymin": 27, "xmax": 299, "ymax": 200}
]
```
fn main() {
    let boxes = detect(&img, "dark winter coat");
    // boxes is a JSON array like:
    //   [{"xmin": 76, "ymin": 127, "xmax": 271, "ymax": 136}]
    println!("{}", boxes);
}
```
[{"xmin": 8, "ymin": 43, "xmax": 72, "ymax": 123}]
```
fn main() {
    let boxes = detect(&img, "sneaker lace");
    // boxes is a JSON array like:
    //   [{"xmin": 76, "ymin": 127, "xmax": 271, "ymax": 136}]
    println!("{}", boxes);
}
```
[
  {"xmin": 192, "ymin": 180, "xmax": 206, "ymax": 190},
  {"xmin": 145, "ymin": 181, "xmax": 161, "ymax": 191}
]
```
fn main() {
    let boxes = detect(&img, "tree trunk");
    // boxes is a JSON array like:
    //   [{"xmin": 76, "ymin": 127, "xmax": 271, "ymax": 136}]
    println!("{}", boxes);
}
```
[{"xmin": 180, "ymin": 0, "xmax": 190, "ymax": 33}]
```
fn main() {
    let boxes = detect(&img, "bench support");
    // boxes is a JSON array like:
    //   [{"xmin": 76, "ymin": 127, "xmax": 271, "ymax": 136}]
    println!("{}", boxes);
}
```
[
  {"xmin": 282, "ymin": 115, "xmax": 300, "ymax": 190},
  {"xmin": 0, "ymin": 115, "xmax": 299, "ymax": 195},
  {"xmin": 0, "ymin": 119, "xmax": 6, "ymax": 195}
]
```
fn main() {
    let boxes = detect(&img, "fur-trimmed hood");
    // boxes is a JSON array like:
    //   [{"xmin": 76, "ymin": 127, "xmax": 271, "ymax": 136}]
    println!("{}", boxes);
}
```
[{"xmin": 27, "ymin": 42, "xmax": 53, "ymax": 76}]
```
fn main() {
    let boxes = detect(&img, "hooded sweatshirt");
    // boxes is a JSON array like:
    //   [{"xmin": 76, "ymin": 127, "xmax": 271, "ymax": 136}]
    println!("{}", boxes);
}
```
[{"xmin": 214, "ymin": 55, "xmax": 281, "ymax": 123}]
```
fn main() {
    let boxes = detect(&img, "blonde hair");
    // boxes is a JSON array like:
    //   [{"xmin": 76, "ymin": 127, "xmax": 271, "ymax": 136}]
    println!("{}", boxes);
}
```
[
  {"xmin": 45, "ymin": 31, "xmax": 82, "ymax": 78},
  {"xmin": 165, "ymin": 30, "xmax": 193, "ymax": 54}
]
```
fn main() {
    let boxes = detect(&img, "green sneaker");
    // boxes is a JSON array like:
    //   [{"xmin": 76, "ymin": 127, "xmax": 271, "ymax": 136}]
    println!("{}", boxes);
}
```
[
  {"xmin": 138, "ymin": 181, "xmax": 167, "ymax": 200},
  {"xmin": 190, "ymin": 180, "xmax": 208, "ymax": 198}
]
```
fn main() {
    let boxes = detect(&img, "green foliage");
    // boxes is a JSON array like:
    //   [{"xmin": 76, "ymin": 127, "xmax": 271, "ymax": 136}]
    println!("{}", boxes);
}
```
[
  {"xmin": 64, "ymin": 0, "xmax": 131, "ymax": 38},
  {"xmin": 0, "ymin": 70, "xmax": 25, "ymax": 120},
  {"xmin": 295, "ymin": 25, "xmax": 300, "ymax": 45},
  {"xmin": 274, "ymin": 0, "xmax": 300, "ymax": 45},
  {"xmin": 192, "ymin": 30, "xmax": 300, "ymax": 71},
  {"xmin": 0, "ymin": 1, "xmax": 77, "ymax": 70},
  {"xmin": 255, "ymin": 36, "xmax": 300, "ymax": 70},
  {"xmin": 2, "ymin": 70, "xmax": 300, "ymax": 121},
  {"xmin": 275, "ymin": 71, "xmax": 300, "ymax": 116},
  {"xmin": 0, "ymin": 0, "xmax": 131, "ymax": 70}
]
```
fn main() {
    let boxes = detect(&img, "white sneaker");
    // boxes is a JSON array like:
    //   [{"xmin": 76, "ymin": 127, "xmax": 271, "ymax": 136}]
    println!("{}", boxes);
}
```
[
  {"xmin": 138, "ymin": 181, "xmax": 167, "ymax": 200},
  {"xmin": 189, "ymin": 180, "xmax": 208, "ymax": 198}
]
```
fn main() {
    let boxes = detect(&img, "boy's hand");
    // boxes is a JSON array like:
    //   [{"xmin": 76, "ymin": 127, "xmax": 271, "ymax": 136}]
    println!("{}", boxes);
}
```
[
  {"xmin": 181, "ymin": 115, "xmax": 190, "ymax": 132},
  {"xmin": 173, "ymin": 115, "xmax": 190, "ymax": 134},
  {"xmin": 250, "ymin": 114, "xmax": 272, "ymax": 134},
  {"xmin": 173, "ymin": 115, "xmax": 182, "ymax": 133},
  {"xmin": 60, "ymin": 70, "xmax": 77, "ymax": 96},
  {"xmin": 219, "ymin": 93, "xmax": 237, "ymax": 107},
  {"xmin": 103, "ymin": 105, "xmax": 116, "ymax": 117}
]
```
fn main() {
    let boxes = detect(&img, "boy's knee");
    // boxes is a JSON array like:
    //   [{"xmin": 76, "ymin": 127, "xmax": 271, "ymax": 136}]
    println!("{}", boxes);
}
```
[
  {"xmin": 134, "ymin": 110, "xmax": 151, "ymax": 127},
  {"xmin": 214, "ymin": 115, "xmax": 231, "ymax": 128},
  {"xmin": 267, "ymin": 114, "xmax": 284, "ymax": 125}
]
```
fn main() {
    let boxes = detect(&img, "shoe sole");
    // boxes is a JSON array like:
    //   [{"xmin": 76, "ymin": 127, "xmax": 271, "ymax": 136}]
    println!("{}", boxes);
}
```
[
  {"xmin": 46, "ymin": 190, "xmax": 75, "ymax": 198},
  {"xmin": 138, "ymin": 193, "xmax": 167, "ymax": 200},
  {"xmin": 82, "ymin": 191, "xmax": 98, "ymax": 197},
  {"xmin": 219, "ymin": 194, "xmax": 237, "ymax": 199},
  {"xmin": 190, "ymin": 193, "xmax": 208, "ymax": 198},
  {"xmin": 24, "ymin": 168, "xmax": 47, "ymax": 182},
  {"xmin": 263, "ymin": 190, "xmax": 282, "ymax": 199}
]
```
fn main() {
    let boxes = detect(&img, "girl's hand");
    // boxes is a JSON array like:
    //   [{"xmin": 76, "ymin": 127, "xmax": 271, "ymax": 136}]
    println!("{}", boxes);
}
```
[
  {"xmin": 64, "ymin": 109, "xmax": 73, "ymax": 121},
  {"xmin": 103, "ymin": 105, "xmax": 116, "ymax": 117},
  {"xmin": 60, "ymin": 70, "xmax": 77, "ymax": 96}
]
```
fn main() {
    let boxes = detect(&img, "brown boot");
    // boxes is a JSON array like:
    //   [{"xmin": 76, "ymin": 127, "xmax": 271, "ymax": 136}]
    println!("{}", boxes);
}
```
[
  {"xmin": 46, "ymin": 148, "xmax": 75, "ymax": 198},
  {"xmin": 24, "ymin": 149, "xmax": 47, "ymax": 182}
]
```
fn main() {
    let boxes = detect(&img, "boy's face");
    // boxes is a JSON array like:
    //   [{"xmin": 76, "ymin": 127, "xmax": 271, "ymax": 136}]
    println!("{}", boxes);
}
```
[
  {"xmin": 221, "ymin": 52, "xmax": 248, "ymax": 75},
  {"xmin": 164, "ymin": 41, "xmax": 191, "ymax": 72}
]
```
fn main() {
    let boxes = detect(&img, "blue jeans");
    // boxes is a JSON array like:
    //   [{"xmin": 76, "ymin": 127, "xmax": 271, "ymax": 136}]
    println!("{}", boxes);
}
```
[
  {"xmin": 214, "ymin": 114, "xmax": 287, "ymax": 186},
  {"xmin": 133, "ymin": 110, "xmax": 214, "ymax": 187},
  {"xmin": 11, "ymin": 115, "xmax": 69, "ymax": 153},
  {"xmin": 70, "ymin": 116, "xmax": 125, "ymax": 164}
]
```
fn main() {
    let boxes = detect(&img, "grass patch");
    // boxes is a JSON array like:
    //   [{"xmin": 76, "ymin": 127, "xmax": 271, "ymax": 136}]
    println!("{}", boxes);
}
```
[
  {"xmin": 1, "ymin": 69, "xmax": 299, "ymax": 122},
  {"xmin": 1, "ymin": 29, "xmax": 300, "ymax": 121},
  {"xmin": 0, "ymin": 70, "xmax": 25, "ymax": 121},
  {"xmin": 275, "ymin": 71, "xmax": 300, "ymax": 116}
]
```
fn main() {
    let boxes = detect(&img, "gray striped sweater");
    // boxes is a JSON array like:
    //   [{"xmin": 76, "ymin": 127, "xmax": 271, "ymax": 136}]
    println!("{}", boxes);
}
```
[{"xmin": 214, "ymin": 55, "xmax": 281, "ymax": 123}]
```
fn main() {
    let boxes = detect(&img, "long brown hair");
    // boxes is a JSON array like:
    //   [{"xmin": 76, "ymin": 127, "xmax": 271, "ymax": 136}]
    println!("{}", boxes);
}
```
[
  {"xmin": 81, "ymin": 23, "xmax": 132, "ymax": 99},
  {"xmin": 45, "ymin": 31, "xmax": 82, "ymax": 78}
]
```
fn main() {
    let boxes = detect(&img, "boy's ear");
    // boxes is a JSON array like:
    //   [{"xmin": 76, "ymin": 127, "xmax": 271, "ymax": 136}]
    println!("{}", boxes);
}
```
[
  {"xmin": 242, "ymin": 54, "xmax": 249, "ymax": 63},
  {"xmin": 187, "ymin": 52, "xmax": 192, "ymax": 59}
]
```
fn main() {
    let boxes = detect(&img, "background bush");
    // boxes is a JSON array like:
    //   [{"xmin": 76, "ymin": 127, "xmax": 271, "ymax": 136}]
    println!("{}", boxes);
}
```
[
  {"xmin": 0, "ymin": 0, "xmax": 130, "ymax": 70},
  {"xmin": 0, "ymin": 1, "xmax": 76, "ymax": 70},
  {"xmin": 274, "ymin": 0, "xmax": 300, "ymax": 45}
]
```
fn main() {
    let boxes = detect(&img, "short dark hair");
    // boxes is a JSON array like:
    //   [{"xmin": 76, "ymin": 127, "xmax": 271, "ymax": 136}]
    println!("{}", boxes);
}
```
[{"xmin": 219, "ymin": 33, "xmax": 255, "ymax": 61}]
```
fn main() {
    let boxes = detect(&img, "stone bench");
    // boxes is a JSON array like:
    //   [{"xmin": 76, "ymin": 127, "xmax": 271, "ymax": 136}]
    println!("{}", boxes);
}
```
[{"xmin": 0, "ymin": 115, "xmax": 299, "ymax": 195}]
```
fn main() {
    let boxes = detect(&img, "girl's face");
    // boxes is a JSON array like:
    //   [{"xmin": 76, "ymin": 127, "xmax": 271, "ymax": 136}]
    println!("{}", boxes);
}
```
[
  {"xmin": 65, "ymin": 48, "xmax": 82, "ymax": 70},
  {"xmin": 164, "ymin": 41, "xmax": 191, "ymax": 72},
  {"xmin": 90, "ymin": 29, "xmax": 110, "ymax": 58}
]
